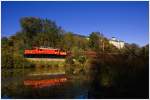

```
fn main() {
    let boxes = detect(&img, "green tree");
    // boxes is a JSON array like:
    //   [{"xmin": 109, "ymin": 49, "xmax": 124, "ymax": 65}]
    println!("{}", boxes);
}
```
[
  {"xmin": 89, "ymin": 32, "xmax": 104, "ymax": 51},
  {"xmin": 1, "ymin": 37, "xmax": 14, "ymax": 68},
  {"xmin": 20, "ymin": 17, "xmax": 42, "ymax": 38},
  {"xmin": 19, "ymin": 17, "xmax": 63, "ymax": 48},
  {"xmin": 62, "ymin": 32, "xmax": 74, "ymax": 51}
]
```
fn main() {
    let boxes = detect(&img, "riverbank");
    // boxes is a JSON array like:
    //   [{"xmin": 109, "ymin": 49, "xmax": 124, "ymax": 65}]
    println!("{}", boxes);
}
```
[{"xmin": 26, "ymin": 58, "xmax": 65, "ymax": 62}]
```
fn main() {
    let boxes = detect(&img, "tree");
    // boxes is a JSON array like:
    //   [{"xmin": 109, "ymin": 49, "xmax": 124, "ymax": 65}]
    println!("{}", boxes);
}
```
[
  {"xmin": 89, "ymin": 32, "xmax": 104, "ymax": 51},
  {"xmin": 122, "ymin": 43, "xmax": 141, "ymax": 57},
  {"xmin": 19, "ymin": 17, "xmax": 63, "ymax": 48},
  {"xmin": 61, "ymin": 32, "xmax": 75, "ymax": 51},
  {"xmin": 20, "ymin": 17, "xmax": 42, "ymax": 38},
  {"xmin": 1, "ymin": 37, "xmax": 14, "ymax": 68},
  {"xmin": 73, "ymin": 36, "xmax": 89, "ymax": 50}
]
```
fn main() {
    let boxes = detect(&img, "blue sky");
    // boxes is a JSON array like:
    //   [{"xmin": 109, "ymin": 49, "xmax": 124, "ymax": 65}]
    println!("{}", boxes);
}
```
[{"xmin": 1, "ymin": 1, "xmax": 149, "ymax": 46}]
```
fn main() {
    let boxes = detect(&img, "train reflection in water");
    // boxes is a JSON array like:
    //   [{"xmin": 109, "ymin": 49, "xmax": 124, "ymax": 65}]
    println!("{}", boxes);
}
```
[{"xmin": 24, "ymin": 75, "xmax": 68, "ymax": 88}]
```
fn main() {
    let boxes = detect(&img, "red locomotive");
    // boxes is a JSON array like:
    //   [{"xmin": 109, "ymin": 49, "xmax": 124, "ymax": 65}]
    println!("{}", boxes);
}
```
[{"xmin": 24, "ymin": 47, "xmax": 67, "ymax": 58}]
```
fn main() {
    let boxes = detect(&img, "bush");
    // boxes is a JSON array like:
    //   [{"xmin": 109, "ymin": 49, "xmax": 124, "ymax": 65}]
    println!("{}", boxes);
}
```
[
  {"xmin": 78, "ymin": 56, "xmax": 86, "ymax": 64},
  {"xmin": 65, "ymin": 56, "xmax": 74, "ymax": 64},
  {"xmin": 88, "ymin": 50, "xmax": 149, "ymax": 98}
]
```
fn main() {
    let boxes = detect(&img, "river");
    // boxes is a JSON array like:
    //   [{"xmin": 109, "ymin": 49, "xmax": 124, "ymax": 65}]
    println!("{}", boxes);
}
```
[{"xmin": 1, "ymin": 68, "xmax": 89, "ymax": 99}]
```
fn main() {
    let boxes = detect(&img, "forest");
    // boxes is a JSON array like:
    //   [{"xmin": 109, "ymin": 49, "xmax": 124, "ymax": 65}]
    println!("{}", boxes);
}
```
[{"xmin": 1, "ymin": 17, "xmax": 149, "ymax": 98}]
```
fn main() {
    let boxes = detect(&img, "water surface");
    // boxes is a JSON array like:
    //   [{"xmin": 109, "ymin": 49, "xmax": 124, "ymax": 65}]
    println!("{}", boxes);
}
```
[{"xmin": 1, "ymin": 68, "xmax": 89, "ymax": 99}]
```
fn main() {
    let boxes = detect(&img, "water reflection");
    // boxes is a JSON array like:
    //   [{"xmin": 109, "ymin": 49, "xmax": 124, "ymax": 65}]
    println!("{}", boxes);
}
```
[
  {"xmin": 2, "ymin": 68, "xmax": 89, "ymax": 99},
  {"xmin": 24, "ymin": 77, "xmax": 67, "ymax": 88}
]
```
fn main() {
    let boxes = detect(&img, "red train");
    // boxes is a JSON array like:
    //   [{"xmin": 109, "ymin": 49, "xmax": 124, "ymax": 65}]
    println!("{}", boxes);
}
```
[{"xmin": 24, "ymin": 47, "xmax": 67, "ymax": 58}]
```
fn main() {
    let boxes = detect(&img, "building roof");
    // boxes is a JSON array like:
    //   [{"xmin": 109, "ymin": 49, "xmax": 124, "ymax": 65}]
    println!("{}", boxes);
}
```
[{"xmin": 110, "ymin": 37, "xmax": 124, "ymax": 43}]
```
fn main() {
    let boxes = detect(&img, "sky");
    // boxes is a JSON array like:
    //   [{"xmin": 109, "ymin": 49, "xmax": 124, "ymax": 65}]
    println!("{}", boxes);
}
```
[{"xmin": 1, "ymin": 1, "xmax": 149, "ymax": 46}]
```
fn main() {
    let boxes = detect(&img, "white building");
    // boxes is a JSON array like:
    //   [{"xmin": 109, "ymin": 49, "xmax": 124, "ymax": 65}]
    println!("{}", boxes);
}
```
[{"xmin": 109, "ymin": 37, "xmax": 124, "ymax": 49}]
